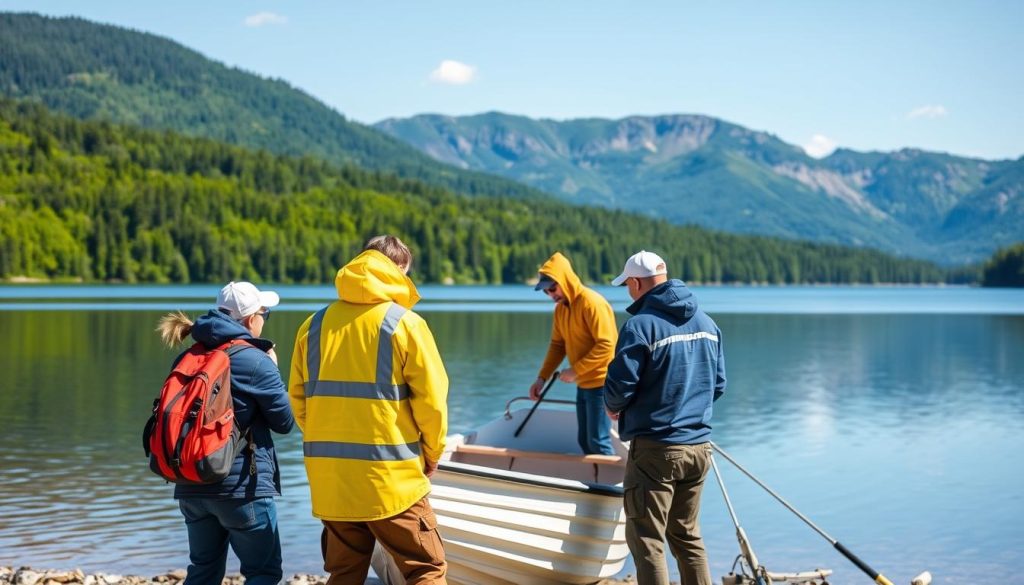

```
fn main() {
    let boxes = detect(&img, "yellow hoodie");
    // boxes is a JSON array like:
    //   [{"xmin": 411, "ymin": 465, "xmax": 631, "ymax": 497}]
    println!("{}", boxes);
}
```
[
  {"xmin": 537, "ymin": 252, "xmax": 618, "ymax": 389},
  {"xmin": 288, "ymin": 250, "xmax": 448, "ymax": 521}
]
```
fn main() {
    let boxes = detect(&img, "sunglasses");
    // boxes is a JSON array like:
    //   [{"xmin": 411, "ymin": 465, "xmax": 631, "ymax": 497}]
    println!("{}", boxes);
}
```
[
  {"xmin": 257, "ymin": 309, "xmax": 271, "ymax": 322},
  {"xmin": 543, "ymin": 284, "xmax": 559, "ymax": 296}
]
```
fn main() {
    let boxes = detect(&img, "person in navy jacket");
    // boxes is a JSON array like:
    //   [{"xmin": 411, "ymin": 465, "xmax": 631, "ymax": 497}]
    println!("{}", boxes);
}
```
[
  {"xmin": 157, "ymin": 282, "xmax": 294, "ymax": 585},
  {"xmin": 604, "ymin": 251, "xmax": 726, "ymax": 585}
]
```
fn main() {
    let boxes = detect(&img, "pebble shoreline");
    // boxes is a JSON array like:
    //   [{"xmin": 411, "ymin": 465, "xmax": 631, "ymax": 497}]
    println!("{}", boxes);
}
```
[{"xmin": 0, "ymin": 567, "xmax": 641, "ymax": 585}]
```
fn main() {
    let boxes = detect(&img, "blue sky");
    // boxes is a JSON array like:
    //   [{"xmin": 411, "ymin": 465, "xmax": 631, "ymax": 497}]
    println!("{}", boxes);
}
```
[{"xmin": 2, "ymin": 0, "xmax": 1022, "ymax": 160}]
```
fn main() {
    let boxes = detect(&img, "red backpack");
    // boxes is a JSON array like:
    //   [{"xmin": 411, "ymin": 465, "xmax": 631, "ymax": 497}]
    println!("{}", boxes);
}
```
[{"xmin": 143, "ymin": 339, "xmax": 251, "ymax": 484}]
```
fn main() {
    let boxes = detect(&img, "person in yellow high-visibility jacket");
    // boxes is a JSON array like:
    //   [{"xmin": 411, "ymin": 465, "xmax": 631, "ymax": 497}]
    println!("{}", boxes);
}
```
[{"xmin": 289, "ymin": 235, "xmax": 449, "ymax": 585}]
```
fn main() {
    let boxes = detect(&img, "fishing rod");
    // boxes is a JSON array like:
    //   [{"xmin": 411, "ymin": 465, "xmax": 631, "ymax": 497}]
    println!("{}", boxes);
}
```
[
  {"xmin": 709, "ymin": 453, "xmax": 768, "ymax": 585},
  {"xmin": 514, "ymin": 370, "xmax": 559, "ymax": 437},
  {"xmin": 711, "ymin": 442, "xmax": 928, "ymax": 585}
]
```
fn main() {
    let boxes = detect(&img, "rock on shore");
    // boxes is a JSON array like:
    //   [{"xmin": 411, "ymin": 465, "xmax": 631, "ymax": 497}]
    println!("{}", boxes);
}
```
[{"xmin": 0, "ymin": 567, "xmax": 641, "ymax": 585}]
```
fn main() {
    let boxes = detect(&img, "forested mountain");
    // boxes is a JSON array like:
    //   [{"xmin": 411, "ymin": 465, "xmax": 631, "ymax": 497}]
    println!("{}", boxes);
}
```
[
  {"xmin": 3, "ymin": 12, "xmax": 1015, "ymax": 267},
  {"xmin": 0, "ymin": 12, "xmax": 547, "ymax": 200},
  {"xmin": 0, "ymin": 100, "xmax": 957, "ymax": 285},
  {"xmin": 377, "ymin": 112, "xmax": 1024, "ymax": 264}
]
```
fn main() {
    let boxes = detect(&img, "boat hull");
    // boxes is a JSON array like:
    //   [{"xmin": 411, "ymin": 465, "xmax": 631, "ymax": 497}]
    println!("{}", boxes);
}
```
[
  {"xmin": 430, "ymin": 464, "xmax": 627, "ymax": 585},
  {"xmin": 372, "ymin": 406, "xmax": 628, "ymax": 585}
]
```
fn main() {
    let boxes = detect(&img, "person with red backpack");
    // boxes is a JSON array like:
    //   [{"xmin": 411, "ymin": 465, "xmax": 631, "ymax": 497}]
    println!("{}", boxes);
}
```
[{"xmin": 154, "ymin": 281, "xmax": 294, "ymax": 585}]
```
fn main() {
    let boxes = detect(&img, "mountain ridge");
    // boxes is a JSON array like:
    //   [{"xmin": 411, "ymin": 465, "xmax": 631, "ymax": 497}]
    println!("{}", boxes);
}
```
[{"xmin": 375, "ymin": 111, "xmax": 1022, "ymax": 263}]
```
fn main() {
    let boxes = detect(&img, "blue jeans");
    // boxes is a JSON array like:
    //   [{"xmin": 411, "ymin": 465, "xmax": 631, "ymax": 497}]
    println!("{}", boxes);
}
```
[
  {"xmin": 576, "ymin": 387, "xmax": 615, "ymax": 455},
  {"xmin": 178, "ymin": 497, "xmax": 282, "ymax": 585}
]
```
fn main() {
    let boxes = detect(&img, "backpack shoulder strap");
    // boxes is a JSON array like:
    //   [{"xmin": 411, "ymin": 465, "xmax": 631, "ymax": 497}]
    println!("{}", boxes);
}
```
[{"xmin": 218, "ymin": 339, "xmax": 255, "ymax": 358}]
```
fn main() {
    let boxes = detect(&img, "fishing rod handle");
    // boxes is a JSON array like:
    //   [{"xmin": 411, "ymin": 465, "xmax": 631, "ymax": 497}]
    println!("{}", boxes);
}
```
[{"xmin": 833, "ymin": 541, "xmax": 893, "ymax": 585}]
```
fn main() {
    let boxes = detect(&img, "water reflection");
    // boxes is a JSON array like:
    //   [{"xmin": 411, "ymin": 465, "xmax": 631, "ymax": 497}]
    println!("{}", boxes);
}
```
[{"xmin": 0, "ymin": 309, "xmax": 1022, "ymax": 584}]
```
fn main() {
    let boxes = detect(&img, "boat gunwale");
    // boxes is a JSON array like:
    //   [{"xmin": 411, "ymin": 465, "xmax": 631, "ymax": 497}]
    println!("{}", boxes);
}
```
[{"xmin": 436, "ymin": 460, "xmax": 625, "ymax": 497}]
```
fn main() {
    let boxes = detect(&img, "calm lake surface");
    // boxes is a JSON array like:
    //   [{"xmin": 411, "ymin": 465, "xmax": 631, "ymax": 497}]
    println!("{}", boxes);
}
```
[{"xmin": 1, "ymin": 285, "xmax": 1022, "ymax": 585}]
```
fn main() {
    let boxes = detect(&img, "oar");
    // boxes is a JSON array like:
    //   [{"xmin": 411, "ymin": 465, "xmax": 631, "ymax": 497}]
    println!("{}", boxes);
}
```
[
  {"xmin": 711, "ymin": 442, "xmax": 904, "ymax": 585},
  {"xmin": 514, "ymin": 370, "xmax": 559, "ymax": 437}
]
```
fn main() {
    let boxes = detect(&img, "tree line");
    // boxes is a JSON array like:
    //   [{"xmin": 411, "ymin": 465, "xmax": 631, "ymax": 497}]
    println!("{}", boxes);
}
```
[
  {"xmin": 981, "ymin": 243, "xmax": 1024, "ymax": 287},
  {"xmin": 0, "ymin": 99, "xmax": 967, "ymax": 286}
]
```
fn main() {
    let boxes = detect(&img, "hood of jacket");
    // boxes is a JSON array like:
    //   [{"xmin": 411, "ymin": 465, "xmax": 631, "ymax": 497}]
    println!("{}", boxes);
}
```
[
  {"xmin": 191, "ymin": 309, "xmax": 273, "ymax": 351},
  {"xmin": 335, "ymin": 250, "xmax": 421, "ymax": 308},
  {"xmin": 627, "ymin": 279, "xmax": 697, "ymax": 320},
  {"xmin": 538, "ymin": 252, "xmax": 584, "ymax": 304}
]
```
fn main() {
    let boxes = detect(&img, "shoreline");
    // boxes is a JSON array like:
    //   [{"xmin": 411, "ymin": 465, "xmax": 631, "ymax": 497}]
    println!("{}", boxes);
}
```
[{"xmin": 0, "ymin": 567, "xmax": 639, "ymax": 585}]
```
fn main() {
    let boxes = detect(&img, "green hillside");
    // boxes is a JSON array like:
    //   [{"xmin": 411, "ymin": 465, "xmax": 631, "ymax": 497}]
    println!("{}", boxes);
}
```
[
  {"xmin": 0, "ymin": 12, "xmax": 547, "ymax": 200},
  {"xmin": 0, "ymin": 99, "xmax": 956, "ymax": 285}
]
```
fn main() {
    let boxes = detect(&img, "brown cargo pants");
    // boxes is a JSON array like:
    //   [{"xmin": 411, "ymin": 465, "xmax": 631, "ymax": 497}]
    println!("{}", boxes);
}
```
[
  {"xmin": 623, "ymin": 438, "xmax": 712, "ymax": 585},
  {"xmin": 321, "ymin": 496, "xmax": 447, "ymax": 585}
]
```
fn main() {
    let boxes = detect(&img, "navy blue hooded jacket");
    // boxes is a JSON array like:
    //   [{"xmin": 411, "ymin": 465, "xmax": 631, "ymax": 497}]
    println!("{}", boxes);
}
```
[
  {"xmin": 174, "ymin": 310, "xmax": 294, "ymax": 499},
  {"xmin": 604, "ymin": 280, "xmax": 726, "ymax": 444}
]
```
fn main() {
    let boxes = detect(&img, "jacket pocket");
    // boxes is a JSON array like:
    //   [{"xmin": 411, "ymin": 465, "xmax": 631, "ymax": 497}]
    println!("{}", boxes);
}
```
[{"xmin": 633, "ymin": 448, "xmax": 677, "ymax": 483}]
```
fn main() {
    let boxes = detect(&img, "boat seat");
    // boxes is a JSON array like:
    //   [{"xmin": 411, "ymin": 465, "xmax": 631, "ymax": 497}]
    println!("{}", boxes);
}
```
[{"xmin": 453, "ymin": 444, "xmax": 625, "ymax": 483}]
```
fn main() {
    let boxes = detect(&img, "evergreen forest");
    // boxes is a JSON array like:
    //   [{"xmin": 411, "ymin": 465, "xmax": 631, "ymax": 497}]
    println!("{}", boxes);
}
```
[
  {"xmin": 981, "ymin": 243, "xmax": 1024, "ymax": 287},
  {"xmin": 0, "ymin": 99, "xmax": 968, "ymax": 286}
]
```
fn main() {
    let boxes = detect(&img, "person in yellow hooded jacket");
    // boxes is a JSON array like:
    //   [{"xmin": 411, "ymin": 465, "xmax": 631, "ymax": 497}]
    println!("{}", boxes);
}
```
[
  {"xmin": 289, "ymin": 235, "xmax": 449, "ymax": 585},
  {"xmin": 529, "ymin": 252, "xmax": 618, "ymax": 455}
]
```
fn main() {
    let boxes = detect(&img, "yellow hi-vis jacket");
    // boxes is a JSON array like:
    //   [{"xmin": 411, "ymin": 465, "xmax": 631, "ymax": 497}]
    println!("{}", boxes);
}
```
[{"xmin": 288, "ymin": 250, "xmax": 448, "ymax": 522}]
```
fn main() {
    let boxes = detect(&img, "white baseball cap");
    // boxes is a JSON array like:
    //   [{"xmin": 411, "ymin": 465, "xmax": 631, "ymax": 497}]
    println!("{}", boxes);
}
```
[
  {"xmin": 611, "ymin": 250, "xmax": 668, "ymax": 286},
  {"xmin": 216, "ymin": 281, "xmax": 280, "ymax": 320}
]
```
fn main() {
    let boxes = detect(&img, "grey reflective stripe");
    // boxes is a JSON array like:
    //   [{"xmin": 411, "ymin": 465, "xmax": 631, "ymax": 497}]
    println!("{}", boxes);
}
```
[
  {"xmin": 304, "ymin": 380, "xmax": 410, "ymax": 401},
  {"xmin": 649, "ymin": 331, "xmax": 719, "ymax": 352},
  {"xmin": 304, "ymin": 440, "xmax": 421, "ymax": 461},
  {"xmin": 376, "ymin": 303, "xmax": 407, "ymax": 385},
  {"xmin": 306, "ymin": 302, "xmax": 409, "ymax": 400},
  {"xmin": 306, "ymin": 308, "xmax": 328, "ymax": 393}
]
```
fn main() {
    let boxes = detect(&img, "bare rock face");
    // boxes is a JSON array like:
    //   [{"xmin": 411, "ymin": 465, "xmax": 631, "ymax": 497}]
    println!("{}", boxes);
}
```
[{"xmin": 571, "ymin": 115, "xmax": 718, "ymax": 163}]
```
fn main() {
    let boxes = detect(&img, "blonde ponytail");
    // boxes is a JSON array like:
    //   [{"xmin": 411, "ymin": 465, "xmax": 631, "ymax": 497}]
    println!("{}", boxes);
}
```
[{"xmin": 157, "ymin": 311, "xmax": 194, "ymax": 348}]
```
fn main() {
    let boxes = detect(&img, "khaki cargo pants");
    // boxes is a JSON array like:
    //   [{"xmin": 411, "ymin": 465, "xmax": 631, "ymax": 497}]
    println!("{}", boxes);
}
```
[
  {"xmin": 321, "ymin": 496, "xmax": 446, "ymax": 585},
  {"xmin": 624, "ymin": 438, "xmax": 712, "ymax": 585}
]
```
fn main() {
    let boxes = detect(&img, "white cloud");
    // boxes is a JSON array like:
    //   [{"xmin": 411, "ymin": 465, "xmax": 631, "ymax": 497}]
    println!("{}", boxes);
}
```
[
  {"xmin": 244, "ymin": 12, "xmax": 288, "ymax": 27},
  {"xmin": 429, "ymin": 60, "xmax": 477, "ymax": 85},
  {"xmin": 906, "ymin": 104, "xmax": 949, "ymax": 120},
  {"xmin": 803, "ymin": 134, "xmax": 838, "ymax": 158}
]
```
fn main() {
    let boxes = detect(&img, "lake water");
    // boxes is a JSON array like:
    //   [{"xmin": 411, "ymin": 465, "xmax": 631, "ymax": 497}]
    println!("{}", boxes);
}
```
[{"xmin": 1, "ymin": 285, "xmax": 1022, "ymax": 585}]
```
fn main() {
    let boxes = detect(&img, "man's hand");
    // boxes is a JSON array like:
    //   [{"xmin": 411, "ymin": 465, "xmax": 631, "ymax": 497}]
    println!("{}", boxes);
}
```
[
  {"xmin": 424, "ymin": 458, "xmax": 438, "ymax": 478},
  {"xmin": 606, "ymin": 408, "xmax": 619, "ymax": 421},
  {"xmin": 529, "ymin": 377, "xmax": 546, "ymax": 401},
  {"xmin": 559, "ymin": 368, "xmax": 577, "ymax": 384}
]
